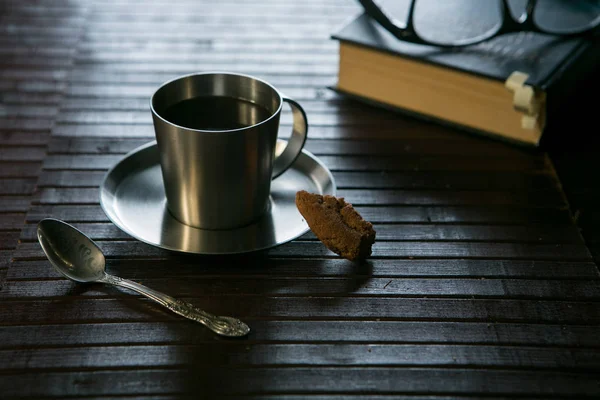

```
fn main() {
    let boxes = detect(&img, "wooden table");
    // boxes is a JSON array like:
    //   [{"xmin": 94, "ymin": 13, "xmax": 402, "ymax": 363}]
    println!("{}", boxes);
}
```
[{"xmin": 1, "ymin": 0, "xmax": 599, "ymax": 398}]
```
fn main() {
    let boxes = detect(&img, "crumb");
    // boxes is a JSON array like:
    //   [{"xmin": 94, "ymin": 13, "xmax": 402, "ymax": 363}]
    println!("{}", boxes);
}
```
[{"xmin": 295, "ymin": 190, "xmax": 376, "ymax": 261}]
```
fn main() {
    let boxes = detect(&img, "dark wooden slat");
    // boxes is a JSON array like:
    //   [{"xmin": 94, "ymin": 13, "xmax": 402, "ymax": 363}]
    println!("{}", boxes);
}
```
[
  {"xmin": 32, "ymin": 165, "xmax": 564, "ymax": 201},
  {"xmin": 49, "ymin": 124, "xmax": 499, "ymax": 142},
  {"xmin": 209, "ymin": 397, "xmax": 572, "ymax": 400},
  {"xmin": 0, "ymin": 396, "xmax": 562, "ymax": 400},
  {"xmin": 0, "ymin": 197, "xmax": 33, "ymax": 213},
  {"xmin": 1, "ymin": 259, "xmax": 11, "ymax": 292},
  {"xmin": 55, "ymin": 97, "xmax": 390, "ymax": 116},
  {"xmin": 43, "ymin": 136, "xmax": 543, "ymax": 159},
  {"xmin": 25, "ymin": 204, "xmax": 575, "ymax": 224},
  {"xmin": 11, "ymin": 240, "xmax": 592, "ymax": 260},
  {"xmin": 55, "ymin": 110, "xmax": 412, "ymax": 126},
  {"xmin": 37, "ymin": 170, "xmax": 107, "ymax": 186},
  {"xmin": 0, "ymin": 163, "xmax": 42, "ymax": 178},
  {"xmin": 0, "ymin": 36, "xmax": 79, "ymax": 48},
  {"xmin": 310, "ymin": 136, "xmax": 544, "ymax": 158},
  {"xmin": 0, "ymin": 267, "xmax": 6, "ymax": 289},
  {"xmin": 33, "ymin": 187, "xmax": 567, "ymax": 208},
  {"xmin": 44, "ymin": 136, "xmax": 550, "ymax": 158},
  {"xmin": 0, "ymin": 118, "xmax": 53, "ymax": 131},
  {"xmin": 0, "ymin": 368, "xmax": 597, "ymax": 397},
  {"xmin": 0, "ymin": 232, "xmax": 19, "ymax": 250},
  {"xmin": 17, "ymin": 221, "xmax": 583, "ymax": 243},
  {"xmin": 270, "ymin": 241, "xmax": 590, "ymax": 260},
  {"xmin": 47, "ymin": 137, "xmax": 151, "ymax": 153},
  {"xmin": 0, "ymin": 147, "xmax": 47, "ymax": 161},
  {"xmin": 1, "ymin": 298, "xmax": 599, "ymax": 324},
  {"xmin": 75, "ymin": 37, "xmax": 335, "ymax": 48},
  {"xmin": 78, "ymin": 28, "xmax": 346, "ymax": 41},
  {"xmin": 0, "ymin": 15, "xmax": 85, "ymax": 26},
  {"xmin": 0, "ymin": 7, "xmax": 89, "ymax": 19},
  {"xmin": 48, "ymin": 121, "xmax": 542, "ymax": 142},
  {"xmin": 333, "ymin": 171, "xmax": 557, "ymax": 190},
  {"xmin": 0, "ymin": 81, "xmax": 66, "ymax": 94},
  {"xmin": 0, "ymin": 46, "xmax": 75, "ymax": 58},
  {"xmin": 8, "ymin": 38, "xmax": 333, "ymax": 51},
  {"xmin": 43, "ymin": 137, "xmax": 545, "ymax": 158},
  {"xmin": 83, "ymin": 6, "xmax": 356, "ymax": 18},
  {"xmin": 355, "ymin": 206, "xmax": 574, "ymax": 224},
  {"xmin": 0, "ymin": 56, "xmax": 73, "ymax": 67},
  {"xmin": 0, "ymin": 68, "xmax": 70, "ymax": 81},
  {"xmin": 1, "ymin": 92, "xmax": 64, "ymax": 104},
  {"xmin": 0, "ymin": 178, "xmax": 37, "ymax": 195},
  {"xmin": 37, "ymin": 170, "xmax": 558, "ymax": 191},
  {"xmin": 8, "ymin": 258, "xmax": 598, "ymax": 281},
  {"xmin": 43, "ymin": 154, "xmax": 124, "ymax": 169},
  {"xmin": 5, "ymin": 277, "xmax": 599, "ymax": 300},
  {"xmin": 2, "ymin": 321, "xmax": 599, "ymax": 348},
  {"xmin": 45, "ymin": 141, "xmax": 551, "ymax": 171},
  {"xmin": 63, "ymin": 76, "xmax": 337, "ymax": 92},
  {"xmin": 12, "ymin": 240, "xmax": 171, "ymax": 259},
  {"xmin": 67, "ymin": 70, "xmax": 338, "ymax": 84},
  {"xmin": 0, "ymin": 249, "xmax": 11, "ymax": 262},
  {"xmin": 0, "ymin": 214, "xmax": 25, "ymax": 230},
  {"xmin": 92, "ymin": 0, "xmax": 355, "ymax": 6},
  {"xmin": 86, "ymin": 13, "xmax": 349, "ymax": 24},
  {"xmin": 47, "ymin": 124, "xmax": 471, "ymax": 142},
  {"xmin": 1, "ymin": 131, "xmax": 51, "ymax": 145},
  {"xmin": 67, "ymin": 61, "xmax": 339, "ymax": 74},
  {"xmin": 75, "ymin": 52, "xmax": 339, "ymax": 64},
  {"xmin": 0, "ymin": 105, "xmax": 59, "ymax": 119},
  {"xmin": 2, "ymin": 344, "xmax": 599, "ymax": 370},
  {"xmin": 58, "ymin": 97, "xmax": 348, "ymax": 111},
  {"xmin": 0, "ymin": 25, "xmax": 80, "ymax": 37}
]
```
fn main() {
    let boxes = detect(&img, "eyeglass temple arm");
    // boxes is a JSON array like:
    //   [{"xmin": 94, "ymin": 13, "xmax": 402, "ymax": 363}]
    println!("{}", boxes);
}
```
[
  {"xmin": 356, "ymin": 0, "xmax": 533, "ymax": 41},
  {"xmin": 502, "ymin": 0, "xmax": 538, "ymax": 29},
  {"xmin": 356, "ymin": 0, "xmax": 415, "ymax": 37}
]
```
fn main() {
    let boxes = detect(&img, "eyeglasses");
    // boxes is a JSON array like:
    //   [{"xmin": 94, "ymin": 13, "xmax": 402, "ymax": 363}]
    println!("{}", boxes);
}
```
[{"xmin": 357, "ymin": 0, "xmax": 600, "ymax": 47}]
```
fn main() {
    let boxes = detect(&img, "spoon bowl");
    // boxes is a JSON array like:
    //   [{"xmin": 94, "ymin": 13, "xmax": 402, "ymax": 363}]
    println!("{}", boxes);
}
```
[
  {"xmin": 37, "ymin": 218, "xmax": 106, "ymax": 283},
  {"xmin": 37, "ymin": 218, "xmax": 250, "ymax": 337}
]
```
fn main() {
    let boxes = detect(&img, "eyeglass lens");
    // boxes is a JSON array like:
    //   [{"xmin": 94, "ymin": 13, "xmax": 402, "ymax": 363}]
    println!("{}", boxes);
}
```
[
  {"xmin": 533, "ymin": 0, "xmax": 600, "ymax": 34},
  {"xmin": 373, "ymin": 0, "xmax": 600, "ymax": 46},
  {"xmin": 413, "ymin": 0, "xmax": 503, "ymax": 46}
]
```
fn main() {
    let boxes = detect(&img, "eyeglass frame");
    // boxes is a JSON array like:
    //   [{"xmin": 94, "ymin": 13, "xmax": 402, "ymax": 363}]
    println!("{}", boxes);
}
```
[{"xmin": 357, "ymin": 0, "xmax": 600, "ymax": 48}]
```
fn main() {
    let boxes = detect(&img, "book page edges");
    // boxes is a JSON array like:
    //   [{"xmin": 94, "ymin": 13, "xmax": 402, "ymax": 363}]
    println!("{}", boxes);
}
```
[{"xmin": 337, "ymin": 42, "xmax": 544, "ymax": 145}]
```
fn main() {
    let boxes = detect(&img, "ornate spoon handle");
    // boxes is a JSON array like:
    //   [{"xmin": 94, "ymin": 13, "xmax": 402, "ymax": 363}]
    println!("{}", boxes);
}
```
[{"xmin": 101, "ymin": 273, "xmax": 250, "ymax": 337}]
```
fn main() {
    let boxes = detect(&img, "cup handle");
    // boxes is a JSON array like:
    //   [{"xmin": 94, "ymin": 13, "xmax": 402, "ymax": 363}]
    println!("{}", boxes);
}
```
[{"xmin": 272, "ymin": 96, "xmax": 308, "ymax": 179}]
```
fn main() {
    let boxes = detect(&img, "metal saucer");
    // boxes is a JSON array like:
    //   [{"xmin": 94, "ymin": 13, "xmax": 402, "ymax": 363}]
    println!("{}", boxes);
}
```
[{"xmin": 99, "ymin": 140, "xmax": 336, "ymax": 255}]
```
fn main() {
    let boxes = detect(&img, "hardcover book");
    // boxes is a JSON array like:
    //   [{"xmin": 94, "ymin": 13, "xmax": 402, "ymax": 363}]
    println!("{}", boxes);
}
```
[{"xmin": 331, "ymin": 12, "xmax": 600, "ymax": 146}]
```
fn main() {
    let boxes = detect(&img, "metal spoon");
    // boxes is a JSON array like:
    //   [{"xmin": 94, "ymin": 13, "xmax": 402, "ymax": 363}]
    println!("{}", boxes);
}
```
[{"xmin": 36, "ymin": 218, "xmax": 250, "ymax": 337}]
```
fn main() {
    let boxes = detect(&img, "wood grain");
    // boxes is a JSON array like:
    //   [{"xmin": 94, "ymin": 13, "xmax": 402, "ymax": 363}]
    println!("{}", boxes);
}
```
[
  {"xmin": 2, "ymin": 344, "xmax": 599, "ymax": 370},
  {"xmin": 1, "ymin": 0, "xmax": 598, "ymax": 397},
  {"xmin": 2, "ymin": 321, "xmax": 599, "ymax": 347},
  {"xmin": 1, "ymin": 298, "xmax": 599, "ymax": 324},
  {"xmin": 36, "ymin": 170, "xmax": 559, "ymax": 190},
  {"xmin": 25, "ymin": 204, "xmax": 575, "ymax": 224},
  {"xmin": 0, "ymin": 369, "xmax": 598, "ymax": 397},
  {"xmin": 8, "ymin": 258, "xmax": 598, "ymax": 280},
  {"xmin": 17, "ymin": 221, "xmax": 584, "ymax": 243},
  {"xmin": 4, "ymin": 277, "xmax": 600, "ymax": 300},
  {"xmin": 0, "ymin": 0, "xmax": 83, "ymax": 297}
]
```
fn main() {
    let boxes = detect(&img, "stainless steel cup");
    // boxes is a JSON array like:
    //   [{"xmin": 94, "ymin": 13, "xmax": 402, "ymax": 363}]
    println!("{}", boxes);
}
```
[{"xmin": 150, "ymin": 72, "xmax": 308, "ymax": 230}]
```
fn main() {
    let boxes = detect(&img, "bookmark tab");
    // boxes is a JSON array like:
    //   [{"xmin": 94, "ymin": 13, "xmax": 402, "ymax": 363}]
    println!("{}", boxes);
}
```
[{"xmin": 505, "ymin": 71, "xmax": 546, "ymax": 130}]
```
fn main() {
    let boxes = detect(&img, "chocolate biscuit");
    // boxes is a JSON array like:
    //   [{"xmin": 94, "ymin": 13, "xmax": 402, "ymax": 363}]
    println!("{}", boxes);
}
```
[{"xmin": 295, "ymin": 190, "xmax": 376, "ymax": 261}]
